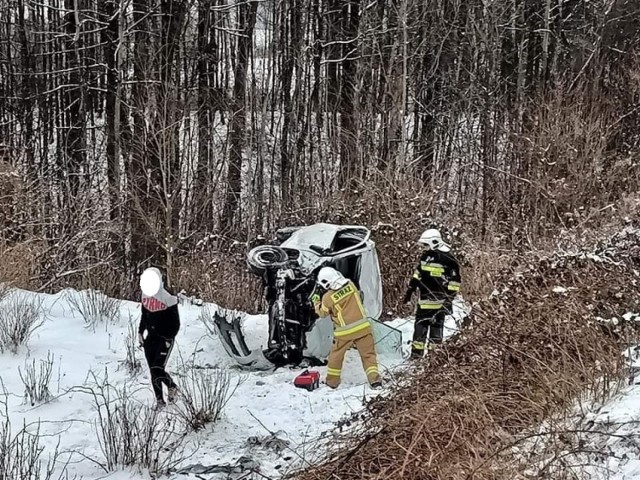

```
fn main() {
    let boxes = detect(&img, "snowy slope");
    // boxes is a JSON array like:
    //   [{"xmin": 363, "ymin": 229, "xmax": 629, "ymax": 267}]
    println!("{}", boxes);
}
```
[
  {"xmin": 576, "ymin": 342, "xmax": 640, "ymax": 480},
  {"xmin": 516, "ymin": 316, "xmax": 640, "ymax": 480},
  {"xmin": 0, "ymin": 289, "xmax": 467, "ymax": 480}
]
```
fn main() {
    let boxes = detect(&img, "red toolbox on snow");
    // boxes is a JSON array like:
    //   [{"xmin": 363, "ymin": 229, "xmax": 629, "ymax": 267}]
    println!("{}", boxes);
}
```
[{"xmin": 294, "ymin": 370, "xmax": 321, "ymax": 391}]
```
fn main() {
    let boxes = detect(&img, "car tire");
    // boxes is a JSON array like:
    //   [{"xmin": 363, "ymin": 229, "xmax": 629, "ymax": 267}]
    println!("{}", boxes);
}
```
[{"xmin": 247, "ymin": 245, "xmax": 289, "ymax": 276}]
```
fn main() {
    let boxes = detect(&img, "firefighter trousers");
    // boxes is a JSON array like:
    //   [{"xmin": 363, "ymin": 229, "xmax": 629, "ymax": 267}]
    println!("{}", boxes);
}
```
[
  {"xmin": 325, "ymin": 330, "xmax": 380, "ymax": 388},
  {"xmin": 143, "ymin": 334, "xmax": 177, "ymax": 403},
  {"xmin": 411, "ymin": 309, "xmax": 446, "ymax": 358}
]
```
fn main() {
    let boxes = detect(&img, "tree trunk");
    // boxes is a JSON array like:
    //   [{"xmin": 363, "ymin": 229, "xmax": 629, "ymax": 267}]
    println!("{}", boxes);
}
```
[
  {"xmin": 101, "ymin": 0, "xmax": 120, "ymax": 222},
  {"xmin": 63, "ymin": 0, "xmax": 86, "ymax": 212},
  {"xmin": 338, "ymin": 0, "xmax": 360, "ymax": 189},
  {"xmin": 220, "ymin": 0, "xmax": 258, "ymax": 235},
  {"xmin": 326, "ymin": 0, "xmax": 341, "ymax": 112},
  {"xmin": 196, "ymin": 0, "xmax": 216, "ymax": 231},
  {"xmin": 129, "ymin": 0, "xmax": 154, "ymax": 269}
]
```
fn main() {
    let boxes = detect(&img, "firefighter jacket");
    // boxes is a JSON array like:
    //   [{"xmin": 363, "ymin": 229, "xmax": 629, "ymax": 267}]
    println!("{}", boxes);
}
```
[
  {"xmin": 314, "ymin": 280, "xmax": 372, "ymax": 340},
  {"xmin": 139, "ymin": 288, "xmax": 181, "ymax": 339},
  {"xmin": 405, "ymin": 249, "xmax": 461, "ymax": 313}
]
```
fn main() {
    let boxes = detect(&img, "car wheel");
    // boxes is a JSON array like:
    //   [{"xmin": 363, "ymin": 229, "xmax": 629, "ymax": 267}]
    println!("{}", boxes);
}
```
[{"xmin": 247, "ymin": 245, "xmax": 289, "ymax": 275}]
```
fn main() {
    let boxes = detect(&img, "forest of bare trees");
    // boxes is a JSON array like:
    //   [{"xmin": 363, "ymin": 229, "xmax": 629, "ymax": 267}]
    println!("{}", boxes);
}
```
[{"xmin": 0, "ymin": 0, "xmax": 638, "ymax": 304}]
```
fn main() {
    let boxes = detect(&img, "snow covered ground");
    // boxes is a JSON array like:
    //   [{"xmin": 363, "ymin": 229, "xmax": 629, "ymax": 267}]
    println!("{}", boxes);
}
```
[
  {"xmin": 517, "ymin": 316, "xmax": 640, "ymax": 480},
  {"xmin": 0, "ymin": 289, "xmax": 466, "ymax": 480},
  {"xmin": 575, "ymin": 343, "xmax": 640, "ymax": 480}
]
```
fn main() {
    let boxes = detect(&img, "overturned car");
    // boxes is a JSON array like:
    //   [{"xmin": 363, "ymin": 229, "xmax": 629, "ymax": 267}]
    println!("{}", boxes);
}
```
[{"xmin": 212, "ymin": 223, "xmax": 398, "ymax": 369}]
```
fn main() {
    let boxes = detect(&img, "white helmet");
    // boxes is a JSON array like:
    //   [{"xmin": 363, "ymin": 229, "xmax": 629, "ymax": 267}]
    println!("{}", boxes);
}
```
[
  {"xmin": 418, "ymin": 228, "xmax": 450, "ymax": 252},
  {"xmin": 317, "ymin": 267, "xmax": 349, "ymax": 290}
]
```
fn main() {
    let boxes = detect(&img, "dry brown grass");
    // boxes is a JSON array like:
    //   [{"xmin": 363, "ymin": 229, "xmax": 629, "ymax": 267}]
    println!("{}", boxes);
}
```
[
  {"xmin": 0, "ymin": 173, "xmax": 636, "ymax": 325},
  {"xmin": 174, "ymin": 248, "xmax": 264, "ymax": 313},
  {"xmin": 293, "ymin": 227, "xmax": 640, "ymax": 480},
  {"xmin": 1, "ymin": 157, "xmax": 636, "ymax": 319},
  {"xmin": 0, "ymin": 241, "xmax": 43, "ymax": 290},
  {"xmin": 169, "ymin": 187, "xmax": 639, "ymax": 317}
]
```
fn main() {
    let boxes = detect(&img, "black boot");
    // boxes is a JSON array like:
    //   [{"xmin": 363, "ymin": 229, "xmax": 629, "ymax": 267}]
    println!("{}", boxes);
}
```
[{"xmin": 411, "ymin": 348, "xmax": 424, "ymax": 359}]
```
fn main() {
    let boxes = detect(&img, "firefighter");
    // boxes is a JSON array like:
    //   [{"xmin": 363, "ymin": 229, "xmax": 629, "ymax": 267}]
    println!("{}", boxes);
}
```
[
  {"xmin": 312, "ymin": 267, "xmax": 382, "ymax": 389},
  {"xmin": 403, "ymin": 228, "xmax": 461, "ymax": 358},
  {"xmin": 139, "ymin": 267, "xmax": 180, "ymax": 407}
]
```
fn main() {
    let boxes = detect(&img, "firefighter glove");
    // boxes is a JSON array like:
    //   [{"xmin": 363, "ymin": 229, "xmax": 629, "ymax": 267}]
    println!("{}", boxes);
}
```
[
  {"xmin": 311, "ymin": 293, "xmax": 321, "ymax": 304},
  {"xmin": 444, "ymin": 299, "xmax": 453, "ymax": 314}
]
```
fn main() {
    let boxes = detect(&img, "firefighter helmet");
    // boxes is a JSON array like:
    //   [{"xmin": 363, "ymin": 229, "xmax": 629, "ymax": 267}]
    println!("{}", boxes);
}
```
[
  {"xmin": 317, "ymin": 267, "xmax": 348, "ymax": 290},
  {"xmin": 418, "ymin": 228, "xmax": 450, "ymax": 252}
]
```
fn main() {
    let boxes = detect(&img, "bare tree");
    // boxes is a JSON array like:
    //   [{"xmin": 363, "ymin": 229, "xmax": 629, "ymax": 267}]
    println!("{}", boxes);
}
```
[
  {"xmin": 0, "ymin": 0, "xmax": 637, "ymax": 304},
  {"xmin": 220, "ymin": 0, "xmax": 259, "ymax": 236}
]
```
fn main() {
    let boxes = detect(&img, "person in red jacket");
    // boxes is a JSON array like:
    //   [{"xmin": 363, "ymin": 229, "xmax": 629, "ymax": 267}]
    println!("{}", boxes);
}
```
[{"xmin": 139, "ymin": 267, "xmax": 180, "ymax": 407}]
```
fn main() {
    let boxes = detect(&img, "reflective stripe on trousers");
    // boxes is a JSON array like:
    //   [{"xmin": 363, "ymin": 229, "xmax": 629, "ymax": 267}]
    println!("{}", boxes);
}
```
[
  {"xmin": 334, "ymin": 318, "xmax": 371, "ymax": 337},
  {"xmin": 326, "ymin": 332, "xmax": 380, "ymax": 388},
  {"xmin": 418, "ymin": 299, "xmax": 444, "ymax": 309}
]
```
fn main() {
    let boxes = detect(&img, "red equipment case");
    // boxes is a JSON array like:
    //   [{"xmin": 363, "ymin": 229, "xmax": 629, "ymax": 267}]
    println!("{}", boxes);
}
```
[{"xmin": 294, "ymin": 370, "xmax": 321, "ymax": 391}]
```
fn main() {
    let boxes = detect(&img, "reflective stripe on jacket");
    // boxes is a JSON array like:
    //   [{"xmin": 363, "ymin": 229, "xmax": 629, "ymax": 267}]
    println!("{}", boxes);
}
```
[
  {"xmin": 408, "ymin": 249, "xmax": 462, "ymax": 303},
  {"xmin": 314, "ymin": 281, "xmax": 371, "ymax": 338}
]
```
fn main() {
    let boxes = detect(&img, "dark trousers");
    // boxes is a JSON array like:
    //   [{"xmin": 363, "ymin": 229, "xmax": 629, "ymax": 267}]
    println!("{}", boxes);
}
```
[
  {"xmin": 143, "ymin": 335, "xmax": 177, "ymax": 402},
  {"xmin": 411, "ymin": 309, "xmax": 446, "ymax": 358}
]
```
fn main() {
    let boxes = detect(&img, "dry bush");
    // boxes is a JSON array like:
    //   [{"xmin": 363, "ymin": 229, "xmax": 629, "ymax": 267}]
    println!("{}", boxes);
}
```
[
  {"xmin": 0, "ymin": 241, "xmax": 43, "ymax": 290},
  {"xmin": 172, "ymin": 367, "xmax": 236, "ymax": 432},
  {"xmin": 19, "ymin": 352, "xmax": 54, "ymax": 406},
  {"xmin": 73, "ymin": 265, "xmax": 134, "ymax": 302},
  {"xmin": 123, "ymin": 319, "xmax": 142, "ymax": 375},
  {"xmin": 460, "ymin": 248, "xmax": 518, "ymax": 302},
  {"xmin": 174, "ymin": 249, "xmax": 263, "ymax": 313},
  {"xmin": 0, "ymin": 293, "xmax": 45, "ymax": 354},
  {"xmin": 295, "ymin": 227, "xmax": 640, "ymax": 480},
  {"xmin": 0, "ymin": 283, "xmax": 11, "ymax": 302},
  {"xmin": 162, "ymin": 168, "xmax": 636, "ymax": 318},
  {"xmin": 0, "ymin": 391, "xmax": 68, "ymax": 480},
  {"xmin": 197, "ymin": 305, "xmax": 219, "ymax": 337},
  {"xmin": 66, "ymin": 289, "xmax": 121, "ymax": 330},
  {"xmin": 483, "ymin": 83, "xmax": 640, "ymax": 244},
  {"xmin": 0, "ymin": 159, "xmax": 15, "ymax": 222},
  {"xmin": 81, "ymin": 372, "xmax": 190, "ymax": 475},
  {"xmin": 505, "ymin": 405, "xmax": 640, "ymax": 478}
]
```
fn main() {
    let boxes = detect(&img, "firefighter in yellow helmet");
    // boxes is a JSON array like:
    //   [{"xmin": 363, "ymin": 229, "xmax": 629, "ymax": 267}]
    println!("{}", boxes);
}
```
[{"xmin": 312, "ymin": 267, "xmax": 382, "ymax": 389}]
